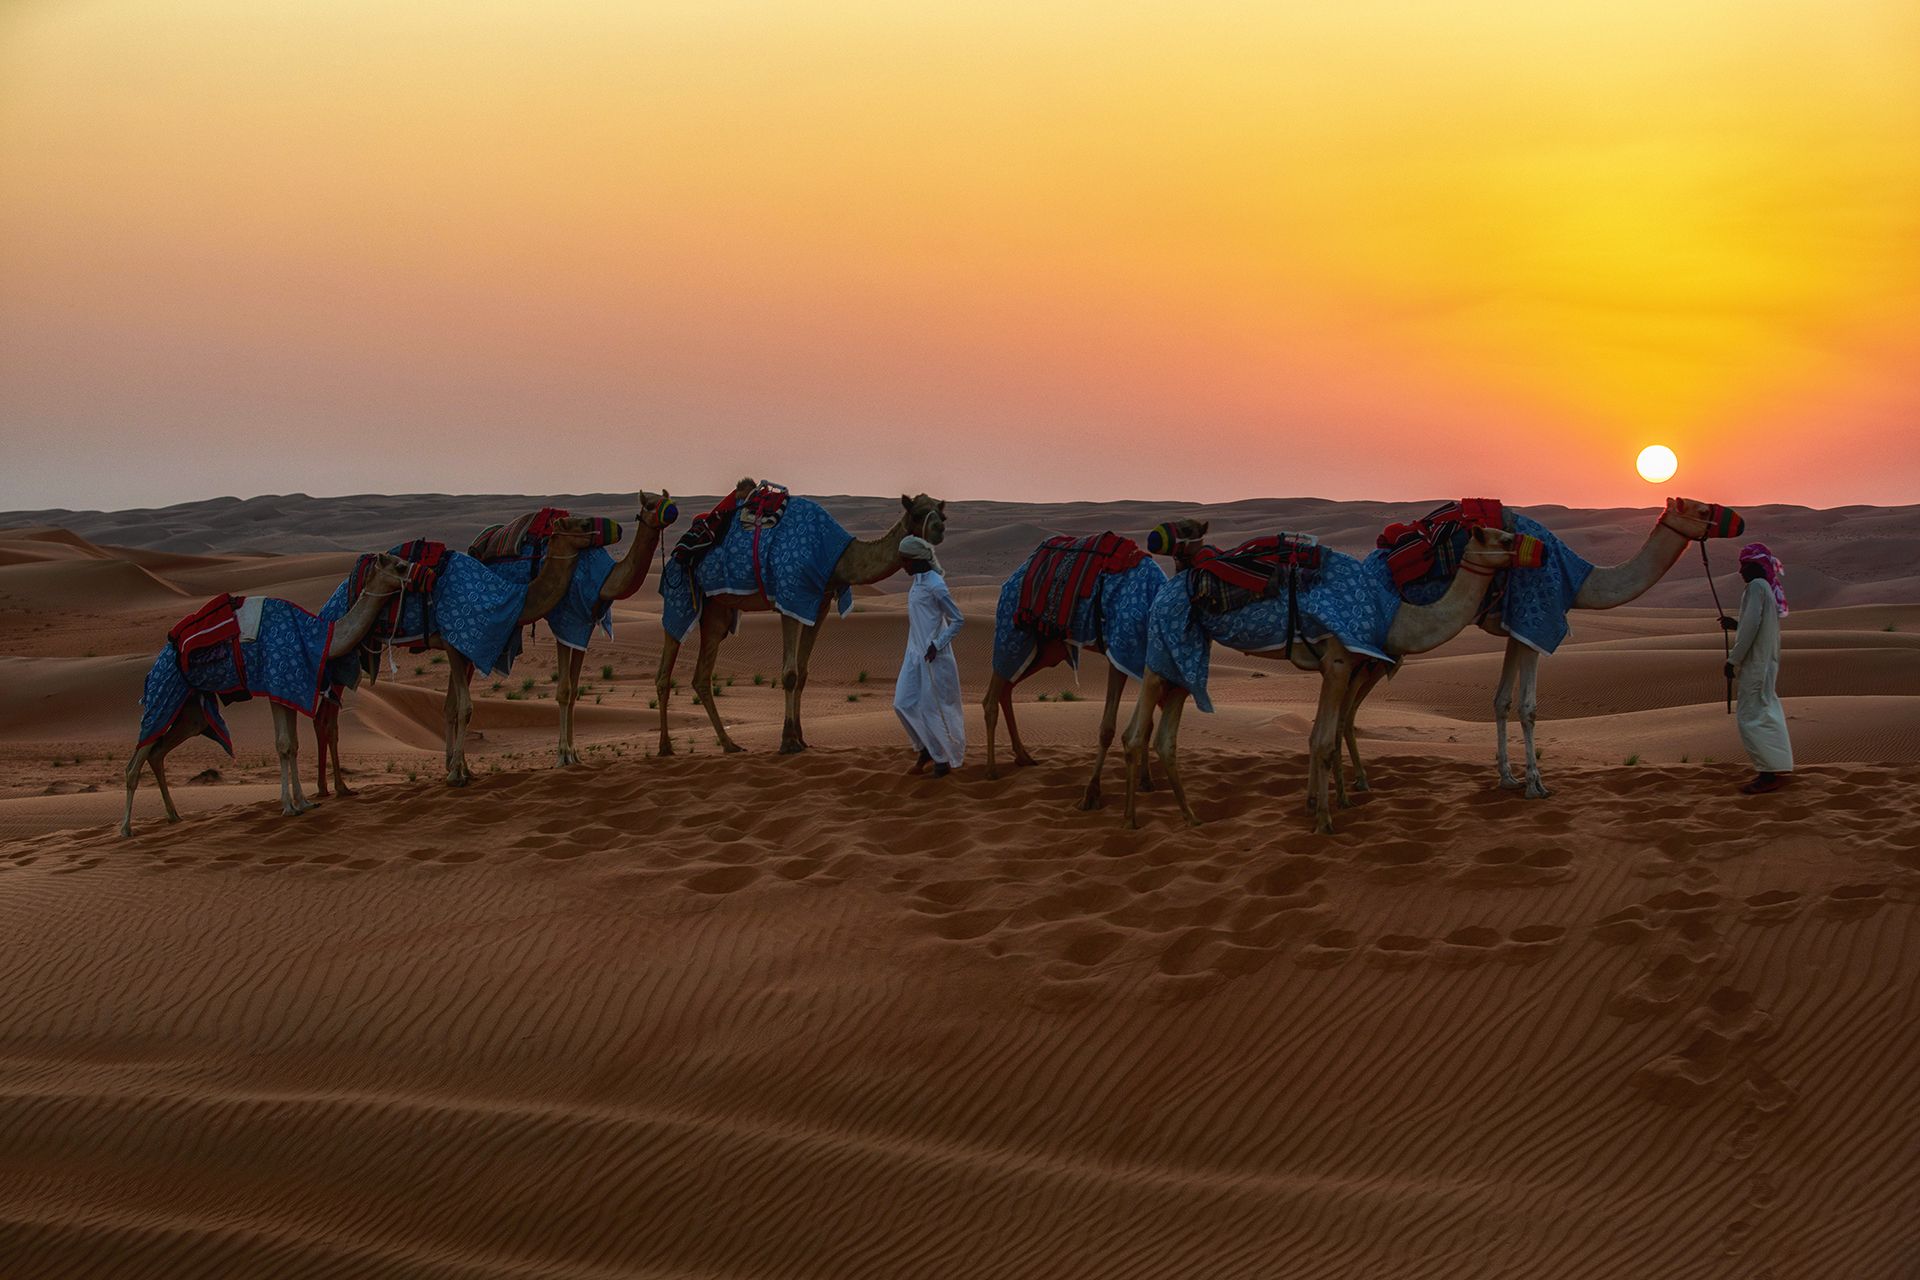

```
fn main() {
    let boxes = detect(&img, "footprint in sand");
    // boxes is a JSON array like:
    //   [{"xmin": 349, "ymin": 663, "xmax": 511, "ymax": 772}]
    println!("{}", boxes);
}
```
[
  {"xmin": 1630, "ymin": 988, "xmax": 1776, "ymax": 1106},
  {"xmin": 1432, "ymin": 926, "xmax": 1502, "ymax": 970},
  {"xmin": 1645, "ymin": 889, "xmax": 1723, "ymax": 924},
  {"xmin": 683, "ymin": 865, "xmax": 761, "ymax": 895},
  {"xmin": 1499, "ymin": 924, "xmax": 1566, "ymax": 965},
  {"xmin": 1740, "ymin": 890, "xmax": 1803, "ymax": 924},
  {"xmin": 1448, "ymin": 846, "xmax": 1574, "ymax": 888},
  {"xmin": 1364, "ymin": 934, "xmax": 1430, "ymax": 970},
  {"xmin": 1295, "ymin": 928, "xmax": 1358, "ymax": 969},
  {"xmin": 1816, "ymin": 883, "xmax": 1886, "ymax": 920},
  {"xmin": 1607, "ymin": 953, "xmax": 1700, "ymax": 1020},
  {"xmin": 1590, "ymin": 904, "xmax": 1655, "ymax": 945}
]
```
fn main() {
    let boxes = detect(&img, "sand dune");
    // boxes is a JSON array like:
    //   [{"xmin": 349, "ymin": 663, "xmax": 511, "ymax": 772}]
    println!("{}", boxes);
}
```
[
  {"xmin": 2, "ymin": 751, "xmax": 1916, "ymax": 1276},
  {"xmin": 0, "ymin": 502, "xmax": 1916, "ymax": 1275}
]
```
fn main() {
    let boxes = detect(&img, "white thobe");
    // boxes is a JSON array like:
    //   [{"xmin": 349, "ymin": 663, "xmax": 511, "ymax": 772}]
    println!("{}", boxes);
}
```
[
  {"xmin": 893, "ymin": 570, "xmax": 967, "ymax": 767},
  {"xmin": 1729, "ymin": 577, "xmax": 1793, "ymax": 773}
]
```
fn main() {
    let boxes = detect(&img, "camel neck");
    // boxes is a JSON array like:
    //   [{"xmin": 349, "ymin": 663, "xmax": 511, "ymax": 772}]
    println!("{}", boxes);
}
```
[
  {"xmin": 834, "ymin": 513, "xmax": 914, "ymax": 587},
  {"xmin": 1574, "ymin": 520, "xmax": 1691, "ymax": 610},
  {"xmin": 1384, "ymin": 558, "xmax": 1499, "ymax": 655},
  {"xmin": 327, "ymin": 582, "xmax": 399, "ymax": 660},
  {"xmin": 519, "ymin": 544, "xmax": 583, "ymax": 624}
]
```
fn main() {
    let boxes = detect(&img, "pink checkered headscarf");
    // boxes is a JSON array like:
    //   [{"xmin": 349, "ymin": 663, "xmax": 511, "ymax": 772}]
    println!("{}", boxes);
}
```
[{"xmin": 1738, "ymin": 542, "xmax": 1788, "ymax": 618}]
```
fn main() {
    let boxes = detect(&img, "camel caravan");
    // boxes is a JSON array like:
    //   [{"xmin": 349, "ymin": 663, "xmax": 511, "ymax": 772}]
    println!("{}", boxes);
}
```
[{"xmin": 122, "ymin": 484, "xmax": 1744, "ymax": 837}]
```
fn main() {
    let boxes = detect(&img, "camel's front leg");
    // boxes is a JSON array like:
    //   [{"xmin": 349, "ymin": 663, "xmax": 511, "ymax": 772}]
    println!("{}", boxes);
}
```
[
  {"xmin": 981, "ymin": 673, "xmax": 1007, "ymax": 779},
  {"xmin": 695, "ymin": 606, "xmax": 743, "ymax": 753},
  {"xmin": 1078, "ymin": 665, "xmax": 1128, "ymax": 810},
  {"xmin": 776, "ymin": 614, "xmax": 805, "ymax": 754},
  {"xmin": 313, "ymin": 700, "xmax": 333, "ymax": 798},
  {"xmin": 1001, "ymin": 682, "xmax": 1037, "ymax": 769},
  {"xmin": 121, "ymin": 742, "xmax": 152, "ymax": 838},
  {"xmin": 444, "ymin": 653, "xmax": 477, "ymax": 785},
  {"xmin": 655, "ymin": 633, "xmax": 682, "ymax": 756},
  {"xmin": 325, "ymin": 698, "xmax": 354, "ymax": 796},
  {"xmin": 1493, "ymin": 639, "xmax": 1524, "ymax": 789},
  {"xmin": 1121, "ymin": 674, "xmax": 1163, "ymax": 829},
  {"xmin": 1152, "ymin": 687, "xmax": 1197, "ymax": 828},
  {"xmin": 1341, "ymin": 661, "xmax": 1386, "ymax": 797},
  {"xmin": 791, "ymin": 614, "xmax": 824, "ymax": 751},
  {"xmin": 274, "ymin": 704, "xmax": 315, "ymax": 815},
  {"xmin": 555, "ymin": 642, "xmax": 587, "ymax": 766},
  {"xmin": 1308, "ymin": 655, "xmax": 1353, "ymax": 834},
  {"xmin": 1515, "ymin": 646, "xmax": 1550, "ymax": 799}
]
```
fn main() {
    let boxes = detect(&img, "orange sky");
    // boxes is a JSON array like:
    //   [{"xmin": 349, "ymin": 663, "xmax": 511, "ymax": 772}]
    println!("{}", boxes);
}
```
[{"xmin": 2, "ymin": 0, "xmax": 1917, "ymax": 511}]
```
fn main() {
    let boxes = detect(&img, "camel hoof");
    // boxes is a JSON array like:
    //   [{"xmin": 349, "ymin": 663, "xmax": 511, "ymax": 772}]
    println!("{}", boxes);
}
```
[
  {"xmin": 723, "ymin": 742, "xmax": 746, "ymax": 755},
  {"xmin": 1013, "ymin": 754, "xmax": 1038, "ymax": 769},
  {"xmin": 778, "ymin": 742, "xmax": 805, "ymax": 755},
  {"xmin": 1351, "ymin": 778, "xmax": 1371, "ymax": 794},
  {"xmin": 165, "ymin": 813, "xmax": 182, "ymax": 824},
  {"xmin": 1076, "ymin": 791, "xmax": 1104, "ymax": 811},
  {"xmin": 446, "ymin": 774, "xmax": 470, "ymax": 788},
  {"xmin": 984, "ymin": 767, "xmax": 1000, "ymax": 781},
  {"xmin": 1137, "ymin": 775, "xmax": 1155, "ymax": 793},
  {"xmin": 1525, "ymin": 783, "xmax": 1552, "ymax": 800},
  {"xmin": 119, "ymin": 825, "xmax": 133, "ymax": 839},
  {"xmin": 658, "ymin": 743, "xmax": 675, "ymax": 758}
]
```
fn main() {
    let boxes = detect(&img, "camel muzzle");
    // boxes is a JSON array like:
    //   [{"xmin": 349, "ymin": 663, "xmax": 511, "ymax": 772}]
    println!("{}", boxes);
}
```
[
  {"xmin": 1147, "ymin": 523, "xmax": 1199, "ymax": 557},
  {"xmin": 1706, "ymin": 505, "xmax": 1745, "ymax": 539},
  {"xmin": 1512, "ymin": 534, "xmax": 1547, "ymax": 569}
]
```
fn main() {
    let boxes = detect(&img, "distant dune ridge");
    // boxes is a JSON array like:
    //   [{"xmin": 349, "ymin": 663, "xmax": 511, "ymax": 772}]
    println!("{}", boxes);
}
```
[
  {"xmin": 7, "ymin": 492, "xmax": 1919, "ymax": 606},
  {"xmin": 0, "ymin": 499, "xmax": 1917, "ymax": 1276}
]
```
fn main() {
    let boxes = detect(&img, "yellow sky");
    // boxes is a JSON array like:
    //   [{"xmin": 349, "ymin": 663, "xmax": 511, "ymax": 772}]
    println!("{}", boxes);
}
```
[{"xmin": 2, "ymin": 0, "xmax": 1916, "ymax": 509}]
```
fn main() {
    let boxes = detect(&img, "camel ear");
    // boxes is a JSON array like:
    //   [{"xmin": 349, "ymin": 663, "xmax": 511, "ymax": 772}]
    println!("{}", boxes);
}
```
[
  {"xmin": 901, "ymin": 494, "xmax": 913, "ymax": 513},
  {"xmin": 1199, "ymin": 521, "xmax": 1210, "ymax": 535},
  {"xmin": 936, "ymin": 500, "xmax": 946, "ymax": 514}
]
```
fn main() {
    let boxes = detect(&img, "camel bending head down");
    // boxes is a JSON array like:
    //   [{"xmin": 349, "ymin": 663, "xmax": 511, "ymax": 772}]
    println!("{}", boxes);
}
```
[
  {"xmin": 657, "ymin": 489, "xmax": 948, "ymax": 756},
  {"xmin": 122, "ymin": 552, "xmax": 413, "ymax": 837}
]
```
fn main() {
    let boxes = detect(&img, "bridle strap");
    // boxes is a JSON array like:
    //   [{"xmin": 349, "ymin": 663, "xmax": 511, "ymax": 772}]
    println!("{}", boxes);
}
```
[
  {"xmin": 1701, "ymin": 538, "xmax": 1732, "ymax": 715},
  {"xmin": 1458, "ymin": 561, "xmax": 1498, "ymax": 577}
]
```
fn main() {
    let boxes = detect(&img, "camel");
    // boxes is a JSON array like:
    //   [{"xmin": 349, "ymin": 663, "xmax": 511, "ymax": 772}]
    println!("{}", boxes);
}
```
[
  {"xmin": 122, "ymin": 553, "xmax": 412, "ymax": 837},
  {"xmin": 980, "ymin": 519, "xmax": 1209, "ymax": 810},
  {"xmin": 311, "ymin": 514, "xmax": 623, "ymax": 794},
  {"xmin": 656, "ymin": 488, "xmax": 948, "ymax": 755},
  {"xmin": 1123, "ymin": 526, "xmax": 1538, "ymax": 834},
  {"xmin": 1337, "ymin": 495, "xmax": 1745, "ymax": 800},
  {"xmin": 550, "ymin": 490, "xmax": 677, "ymax": 766}
]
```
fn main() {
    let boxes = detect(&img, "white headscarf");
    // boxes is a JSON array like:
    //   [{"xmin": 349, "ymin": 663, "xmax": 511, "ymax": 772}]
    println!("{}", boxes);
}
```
[{"xmin": 899, "ymin": 535, "xmax": 942, "ymax": 574}]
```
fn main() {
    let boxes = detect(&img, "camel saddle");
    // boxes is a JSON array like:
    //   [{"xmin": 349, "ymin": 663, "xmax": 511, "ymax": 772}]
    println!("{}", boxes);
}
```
[
  {"xmin": 1188, "ymin": 534, "xmax": 1326, "ymax": 615},
  {"xmin": 1378, "ymin": 498, "xmax": 1507, "ymax": 589},
  {"xmin": 1015, "ymin": 532, "xmax": 1146, "ymax": 639},
  {"xmin": 167, "ymin": 594, "xmax": 247, "ymax": 677}
]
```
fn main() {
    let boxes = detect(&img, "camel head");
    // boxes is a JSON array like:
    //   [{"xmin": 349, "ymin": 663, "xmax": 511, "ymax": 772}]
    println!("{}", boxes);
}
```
[
  {"xmin": 1661, "ymin": 496, "xmax": 1745, "ymax": 541},
  {"xmin": 901, "ymin": 493, "xmax": 948, "ymax": 545},
  {"xmin": 360, "ymin": 551, "xmax": 413, "ymax": 595},
  {"xmin": 1146, "ymin": 518, "xmax": 1209, "ymax": 565},
  {"xmin": 1461, "ymin": 525, "xmax": 1546, "ymax": 573},
  {"xmin": 636, "ymin": 489, "xmax": 679, "ymax": 531},
  {"xmin": 548, "ymin": 512, "xmax": 623, "ymax": 550}
]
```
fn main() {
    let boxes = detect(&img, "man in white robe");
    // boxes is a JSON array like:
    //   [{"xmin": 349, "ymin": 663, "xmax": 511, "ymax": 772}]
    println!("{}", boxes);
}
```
[
  {"xmin": 1720, "ymin": 542, "xmax": 1792, "ymax": 793},
  {"xmin": 893, "ymin": 536, "xmax": 967, "ymax": 776}
]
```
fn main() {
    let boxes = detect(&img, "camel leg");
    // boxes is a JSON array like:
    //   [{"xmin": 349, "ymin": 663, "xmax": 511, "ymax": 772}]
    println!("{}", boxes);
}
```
[
  {"xmin": 1341, "ymin": 662, "xmax": 1386, "ymax": 796},
  {"xmin": 1152, "ymin": 687, "xmax": 1197, "ymax": 828},
  {"xmin": 556, "ymin": 642, "xmax": 587, "ymax": 766},
  {"xmin": 1001, "ymin": 683, "xmax": 1038, "ymax": 769},
  {"xmin": 695, "ymin": 607, "xmax": 743, "ymax": 753},
  {"xmin": 1308, "ymin": 655, "xmax": 1353, "ymax": 835},
  {"xmin": 1078, "ymin": 665, "xmax": 1129, "ymax": 810},
  {"xmin": 655, "ymin": 633, "xmax": 683, "ymax": 756},
  {"xmin": 1493, "ymin": 638, "xmax": 1525, "ymax": 789},
  {"xmin": 1515, "ymin": 646, "xmax": 1550, "ymax": 799},
  {"xmin": 124, "ymin": 701, "xmax": 208, "ymax": 835},
  {"xmin": 791, "ymin": 615, "xmax": 824, "ymax": 750},
  {"xmin": 1122, "ymin": 673, "xmax": 1164, "ymax": 830},
  {"xmin": 326, "ymin": 698, "xmax": 353, "ymax": 797},
  {"xmin": 981, "ymin": 673, "xmax": 1007, "ymax": 779},
  {"xmin": 444, "ymin": 653, "xmax": 476, "ymax": 786},
  {"xmin": 314, "ymin": 700, "xmax": 333, "ymax": 798},
  {"xmin": 776, "ymin": 614, "xmax": 805, "ymax": 754},
  {"xmin": 274, "ymin": 703, "xmax": 315, "ymax": 815}
]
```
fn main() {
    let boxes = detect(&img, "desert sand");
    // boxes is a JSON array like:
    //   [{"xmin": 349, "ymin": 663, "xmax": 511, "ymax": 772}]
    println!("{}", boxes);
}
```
[{"xmin": 1, "ymin": 498, "xmax": 1917, "ymax": 1277}]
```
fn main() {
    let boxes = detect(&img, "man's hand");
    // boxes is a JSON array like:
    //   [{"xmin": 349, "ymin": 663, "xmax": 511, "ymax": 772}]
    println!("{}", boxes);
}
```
[
  {"xmin": 1718, "ymin": 615, "xmax": 1738, "ymax": 632},
  {"xmin": 1723, "ymin": 662, "xmax": 1736, "ymax": 681},
  {"xmin": 925, "ymin": 643, "xmax": 939, "ymax": 663}
]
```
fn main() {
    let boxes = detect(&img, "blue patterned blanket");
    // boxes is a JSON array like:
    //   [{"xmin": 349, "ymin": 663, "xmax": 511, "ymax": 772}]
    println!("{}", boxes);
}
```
[
  {"xmin": 1145, "ymin": 549, "xmax": 1402, "ymax": 713},
  {"xmin": 1398, "ymin": 513, "xmax": 1593, "ymax": 655},
  {"xmin": 320, "ymin": 550, "xmax": 526, "ymax": 687},
  {"xmin": 660, "ymin": 497, "xmax": 855, "ymax": 641},
  {"xmin": 138, "ymin": 599, "xmax": 334, "ymax": 750},
  {"xmin": 483, "ymin": 546, "xmax": 617, "ymax": 669},
  {"xmin": 991, "ymin": 557, "xmax": 1167, "ymax": 682}
]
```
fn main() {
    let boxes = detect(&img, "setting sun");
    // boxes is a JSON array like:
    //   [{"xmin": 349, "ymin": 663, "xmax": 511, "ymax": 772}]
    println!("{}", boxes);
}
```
[{"xmin": 1636, "ymin": 444, "xmax": 1679, "ymax": 484}]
